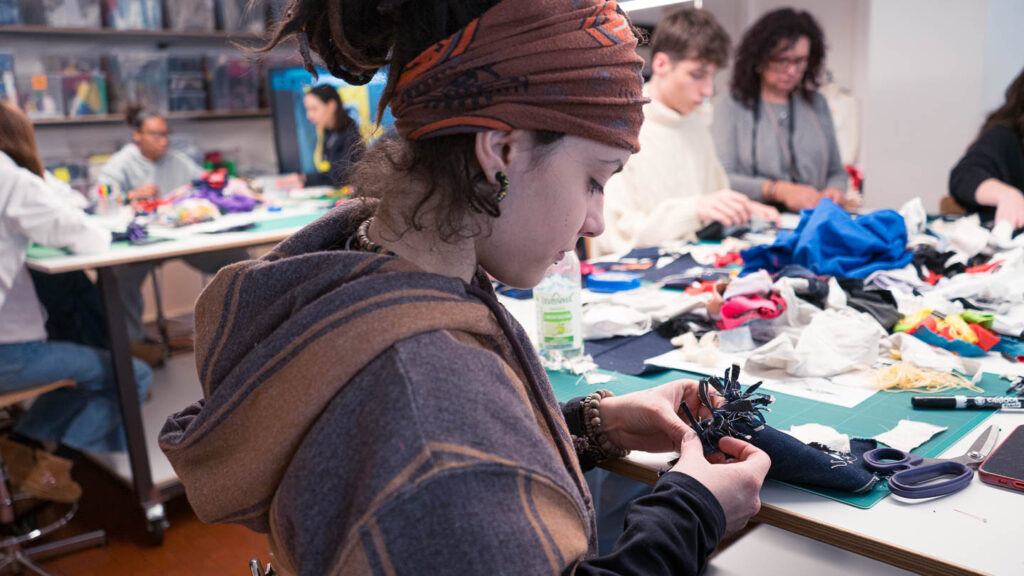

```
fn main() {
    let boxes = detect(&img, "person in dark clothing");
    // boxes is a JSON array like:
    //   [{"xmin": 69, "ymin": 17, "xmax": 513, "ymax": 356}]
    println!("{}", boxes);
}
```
[
  {"xmin": 280, "ymin": 84, "xmax": 366, "ymax": 188},
  {"xmin": 950, "ymin": 65, "xmax": 1024, "ymax": 229},
  {"xmin": 161, "ymin": 1, "xmax": 769, "ymax": 575}
]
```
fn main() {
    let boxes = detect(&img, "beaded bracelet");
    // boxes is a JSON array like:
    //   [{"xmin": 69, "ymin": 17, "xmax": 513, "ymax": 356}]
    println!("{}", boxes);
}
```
[{"xmin": 582, "ymin": 390, "xmax": 629, "ymax": 460}]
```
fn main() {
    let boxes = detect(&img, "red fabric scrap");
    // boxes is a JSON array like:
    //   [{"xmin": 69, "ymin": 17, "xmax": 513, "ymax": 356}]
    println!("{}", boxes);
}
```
[
  {"xmin": 965, "ymin": 259, "xmax": 1003, "ymax": 274},
  {"xmin": 968, "ymin": 323, "xmax": 1000, "ymax": 351},
  {"xmin": 714, "ymin": 252, "xmax": 743, "ymax": 268}
]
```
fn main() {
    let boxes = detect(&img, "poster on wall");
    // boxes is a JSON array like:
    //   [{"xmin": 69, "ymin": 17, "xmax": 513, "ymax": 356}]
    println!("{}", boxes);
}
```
[{"xmin": 268, "ymin": 66, "xmax": 396, "ymax": 175}]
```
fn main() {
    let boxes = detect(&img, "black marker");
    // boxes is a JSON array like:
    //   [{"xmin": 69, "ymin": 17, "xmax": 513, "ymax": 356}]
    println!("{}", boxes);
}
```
[{"xmin": 911, "ymin": 395, "xmax": 1023, "ymax": 410}]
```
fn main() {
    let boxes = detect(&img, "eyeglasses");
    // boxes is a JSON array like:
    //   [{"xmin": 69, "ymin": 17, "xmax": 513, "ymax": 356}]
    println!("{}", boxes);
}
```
[
  {"xmin": 766, "ymin": 56, "xmax": 809, "ymax": 73},
  {"xmin": 141, "ymin": 130, "xmax": 170, "ymax": 140}
]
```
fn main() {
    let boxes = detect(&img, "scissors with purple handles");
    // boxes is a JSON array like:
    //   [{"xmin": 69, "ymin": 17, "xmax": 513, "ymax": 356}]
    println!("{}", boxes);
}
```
[{"xmin": 863, "ymin": 425, "xmax": 999, "ymax": 498}]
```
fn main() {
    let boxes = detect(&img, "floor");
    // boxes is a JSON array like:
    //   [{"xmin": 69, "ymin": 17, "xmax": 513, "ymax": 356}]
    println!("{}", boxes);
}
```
[
  {"xmin": 6, "ymin": 316, "xmax": 273, "ymax": 576},
  {"xmin": 23, "ymin": 459, "xmax": 272, "ymax": 576}
]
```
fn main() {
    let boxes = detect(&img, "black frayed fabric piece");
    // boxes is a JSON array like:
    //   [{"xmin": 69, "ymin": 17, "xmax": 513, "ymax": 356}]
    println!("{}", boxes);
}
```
[
  {"xmin": 654, "ymin": 313, "xmax": 718, "ymax": 340},
  {"xmin": 695, "ymin": 222, "xmax": 750, "ymax": 242},
  {"xmin": 836, "ymin": 277, "xmax": 902, "ymax": 331},
  {"xmin": 912, "ymin": 246, "xmax": 991, "ymax": 280},
  {"xmin": 773, "ymin": 265, "xmax": 829, "ymax": 308},
  {"xmin": 678, "ymin": 365, "xmax": 879, "ymax": 494},
  {"xmin": 678, "ymin": 365, "xmax": 772, "ymax": 452}
]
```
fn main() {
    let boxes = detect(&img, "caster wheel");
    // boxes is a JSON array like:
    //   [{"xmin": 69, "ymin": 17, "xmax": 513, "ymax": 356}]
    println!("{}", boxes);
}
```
[
  {"xmin": 145, "ymin": 503, "xmax": 169, "ymax": 546},
  {"xmin": 147, "ymin": 517, "xmax": 166, "ymax": 546}
]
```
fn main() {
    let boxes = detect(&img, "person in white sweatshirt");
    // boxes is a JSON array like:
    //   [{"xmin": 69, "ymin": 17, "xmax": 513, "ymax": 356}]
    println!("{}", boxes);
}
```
[
  {"xmin": 594, "ymin": 8, "xmax": 779, "ymax": 256},
  {"xmin": 0, "ymin": 102, "xmax": 152, "ymax": 503}
]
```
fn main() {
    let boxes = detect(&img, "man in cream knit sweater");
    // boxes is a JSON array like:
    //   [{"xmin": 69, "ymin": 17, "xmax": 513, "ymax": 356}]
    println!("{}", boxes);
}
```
[{"xmin": 595, "ymin": 8, "xmax": 779, "ymax": 256}]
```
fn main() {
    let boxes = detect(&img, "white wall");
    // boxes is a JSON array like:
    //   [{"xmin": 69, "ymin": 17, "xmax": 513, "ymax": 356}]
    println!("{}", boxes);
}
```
[
  {"xmin": 860, "ymin": 0, "xmax": 988, "ymax": 211},
  {"xmin": 981, "ymin": 0, "xmax": 1024, "ymax": 119}
]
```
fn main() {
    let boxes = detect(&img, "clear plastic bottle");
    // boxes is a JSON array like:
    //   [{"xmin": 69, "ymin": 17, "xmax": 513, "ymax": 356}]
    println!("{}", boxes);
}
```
[{"xmin": 534, "ymin": 250, "xmax": 584, "ymax": 359}]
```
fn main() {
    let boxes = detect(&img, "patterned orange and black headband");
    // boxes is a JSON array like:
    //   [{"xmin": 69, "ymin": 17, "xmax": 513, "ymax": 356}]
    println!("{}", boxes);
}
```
[{"xmin": 391, "ymin": 0, "xmax": 647, "ymax": 153}]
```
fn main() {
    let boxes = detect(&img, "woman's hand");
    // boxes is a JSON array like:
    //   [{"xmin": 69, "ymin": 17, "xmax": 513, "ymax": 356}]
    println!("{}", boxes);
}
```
[
  {"xmin": 671, "ymin": 431, "xmax": 770, "ymax": 536},
  {"xmin": 821, "ymin": 187, "xmax": 847, "ymax": 207},
  {"xmin": 776, "ymin": 182, "xmax": 821, "ymax": 211},
  {"xmin": 599, "ymin": 380, "xmax": 722, "ymax": 454},
  {"xmin": 995, "ymin": 187, "xmax": 1024, "ymax": 229},
  {"xmin": 126, "ymin": 183, "xmax": 158, "ymax": 202},
  {"xmin": 275, "ymin": 173, "xmax": 305, "ymax": 190}
]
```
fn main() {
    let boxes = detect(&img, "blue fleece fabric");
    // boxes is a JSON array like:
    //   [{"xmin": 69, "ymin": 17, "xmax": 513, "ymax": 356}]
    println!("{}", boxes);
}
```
[{"xmin": 741, "ymin": 199, "xmax": 913, "ymax": 278}]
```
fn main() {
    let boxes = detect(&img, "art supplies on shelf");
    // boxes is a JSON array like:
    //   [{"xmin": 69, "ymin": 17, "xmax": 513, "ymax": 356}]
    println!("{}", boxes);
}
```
[
  {"xmin": 0, "ymin": 54, "xmax": 17, "ymax": 107},
  {"xmin": 104, "ymin": 52, "xmax": 169, "ymax": 113},
  {"xmin": 215, "ymin": 0, "xmax": 264, "ymax": 33},
  {"xmin": 166, "ymin": 0, "xmax": 215, "ymax": 32},
  {"xmin": 168, "ymin": 55, "xmax": 207, "ymax": 112},
  {"xmin": 26, "ymin": 0, "xmax": 102, "ymax": 28},
  {"xmin": 61, "ymin": 71, "xmax": 107, "ymax": 116},
  {"xmin": 207, "ymin": 55, "xmax": 258, "ymax": 111},
  {"xmin": 0, "ymin": 0, "xmax": 18, "ymax": 25},
  {"xmin": 23, "ymin": 74, "xmax": 64, "ymax": 119},
  {"xmin": 102, "ymin": 0, "xmax": 161, "ymax": 30}
]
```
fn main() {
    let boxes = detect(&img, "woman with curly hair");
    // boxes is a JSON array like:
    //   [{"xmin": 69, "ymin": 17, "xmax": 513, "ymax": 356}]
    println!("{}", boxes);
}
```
[
  {"xmin": 712, "ymin": 8, "xmax": 847, "ymax": 212},
  {"xmin": 949, "ymin": 65, "xmax": 1024, "ymax": 229},
  {"xmin": 160, "ymin": 1, "xmax": 769, "ymax": 574}
]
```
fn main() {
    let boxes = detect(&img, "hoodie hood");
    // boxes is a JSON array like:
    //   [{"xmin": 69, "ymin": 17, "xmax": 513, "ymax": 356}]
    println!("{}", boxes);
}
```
[{"xmin": 159, "ymin": 200, "xmax": 509, "ymax": 531}]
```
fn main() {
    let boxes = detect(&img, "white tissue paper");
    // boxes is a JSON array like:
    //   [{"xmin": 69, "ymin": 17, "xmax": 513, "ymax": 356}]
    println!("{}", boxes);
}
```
[
  {"xmin": 784, "ymin": 423, "xmax": 851, "ymax": 454},
  {"xmin": 874, "ymin": 420, "xmax": 947, "ymax": 452}
]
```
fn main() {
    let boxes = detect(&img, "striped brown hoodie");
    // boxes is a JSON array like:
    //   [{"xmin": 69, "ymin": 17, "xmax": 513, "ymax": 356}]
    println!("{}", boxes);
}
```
[{"xmin": 160, "ymin": 200, "xmax": 725, "ymax": 575}]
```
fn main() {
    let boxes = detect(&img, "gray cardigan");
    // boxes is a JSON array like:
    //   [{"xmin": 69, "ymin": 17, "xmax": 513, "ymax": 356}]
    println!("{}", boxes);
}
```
[{"xmin": 713, "ymin": 92, "xmax": 847, "ymax": 200}]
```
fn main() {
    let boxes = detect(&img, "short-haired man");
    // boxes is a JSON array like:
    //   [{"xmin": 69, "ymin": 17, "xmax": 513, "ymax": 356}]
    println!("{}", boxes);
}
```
[{"xmin": 595, "ymin": 8, "xmax": 779, "ymax": 255}]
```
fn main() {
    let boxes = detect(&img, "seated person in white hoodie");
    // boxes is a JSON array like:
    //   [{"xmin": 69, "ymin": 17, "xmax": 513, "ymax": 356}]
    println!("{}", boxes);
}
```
[
  {"xmin": 0, "ymin": 102, "xmax": 152, "ymax": 504},
  {"xmin": 595, "ymin": 8, "xmax": 779, "ymax": 256}
]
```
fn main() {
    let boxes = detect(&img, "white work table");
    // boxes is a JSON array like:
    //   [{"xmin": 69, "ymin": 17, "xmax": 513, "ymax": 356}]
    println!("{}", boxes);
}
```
[
  {"xmin": 26, "ymin": 205, "xmax": 327, "ymax": 543},
  {"xmin": 502, "ymin": 294, "xmax": 1023, "ymax": 576}
]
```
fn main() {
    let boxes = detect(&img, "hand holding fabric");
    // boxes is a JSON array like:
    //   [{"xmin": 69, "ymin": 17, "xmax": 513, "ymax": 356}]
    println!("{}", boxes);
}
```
[
  {"xmin": 749, "ymin": 200, "xmax": 781, "ymax": 225},
  {"xmin": 994, "ymin": 186, "xmax": 1024, "ymax": 229},
  {"xmin": 127, "ymin": 183, "xmax": 158, "ymax": 202},
  {"xmin": 601, "ymin": 380, "xmax": 720, "ymax": 453},
  {"xmin": 821, "ymin": 187, "xmax": 847, "ymax": 207},
  {"xmin": 672, "ymin": 431, "xmax": 769, "ymax": 537},
  {"xmin": 696, "ymin": 190, "xmax": 752, "ymax": 227},
  {"xmin": 777, "ymin": 182, "xmax": 821, "ymax": 211}
]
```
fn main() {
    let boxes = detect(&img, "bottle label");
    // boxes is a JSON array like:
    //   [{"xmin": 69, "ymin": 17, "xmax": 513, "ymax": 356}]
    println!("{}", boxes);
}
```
[
  {"xmin": 541, "ymin": 309, "xmax": 575, "ymax": 345},
  {"xmin": 535, "ymin": 290, "xmax": 581, "ymax": 351}
]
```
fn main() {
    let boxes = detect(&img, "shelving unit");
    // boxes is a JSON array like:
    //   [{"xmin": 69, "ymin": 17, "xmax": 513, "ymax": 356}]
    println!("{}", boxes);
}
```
[
  {"xmin": 32, "ymin": 108, "xmax": 271, "ymax": 127},
  {"xmin": 3, "ymin": 21, "xmax": 283, "ymax": 544},
  {"xmin": 0, "ymin": 25, "xmax": 264, "ymax": 45}
]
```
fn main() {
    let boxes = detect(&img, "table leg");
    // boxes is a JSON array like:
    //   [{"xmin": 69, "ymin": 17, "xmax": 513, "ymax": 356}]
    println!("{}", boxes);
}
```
[{"xmin": 96, "ymin": 266, "xmax": 168, "ymax": 544}]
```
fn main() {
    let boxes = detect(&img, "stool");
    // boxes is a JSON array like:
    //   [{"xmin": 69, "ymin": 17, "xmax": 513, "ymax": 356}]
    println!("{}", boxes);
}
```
[
  {"xmin": 249, "ymin": 558, "xmax": 277, "ymax": 576},
  {"xmin": 0, "ymin": 380, "xmax": 106, "ymax": 575}
]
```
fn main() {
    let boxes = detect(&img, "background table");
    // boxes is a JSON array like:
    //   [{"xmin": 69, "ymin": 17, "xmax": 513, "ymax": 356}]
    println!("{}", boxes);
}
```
[{"xmin": 26, "ymin": 207, "xmax": 327, "ymax": 544}]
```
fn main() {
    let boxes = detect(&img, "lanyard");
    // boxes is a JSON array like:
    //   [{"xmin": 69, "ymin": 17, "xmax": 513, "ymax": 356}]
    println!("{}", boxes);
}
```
[{"xmin": 751, "ymin": 94, "xmax": 800, "ymax": 183}]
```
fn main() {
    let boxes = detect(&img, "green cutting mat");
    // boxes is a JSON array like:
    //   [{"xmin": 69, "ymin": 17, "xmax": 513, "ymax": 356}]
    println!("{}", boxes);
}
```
[
  {"xmin": 548, "ymin": 368, "xmax": 1001, "ymax": 508},
  {"xmin": 27, "ymin": 240, "xmax": 156, "ymax": 259}
]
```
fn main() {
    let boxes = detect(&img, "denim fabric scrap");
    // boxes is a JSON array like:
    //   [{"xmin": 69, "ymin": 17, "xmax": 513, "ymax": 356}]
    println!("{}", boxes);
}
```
[
  {"xmin": 746, "ymin": 424, "xmax": 879, "ymax": 494},
  {"xmin": 584, "ymin": 330, "xmax": 676, "ymax": 376},
  {"xmin": 679, "ymin": 365, "xmax": 879, "ymax": 494}
]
